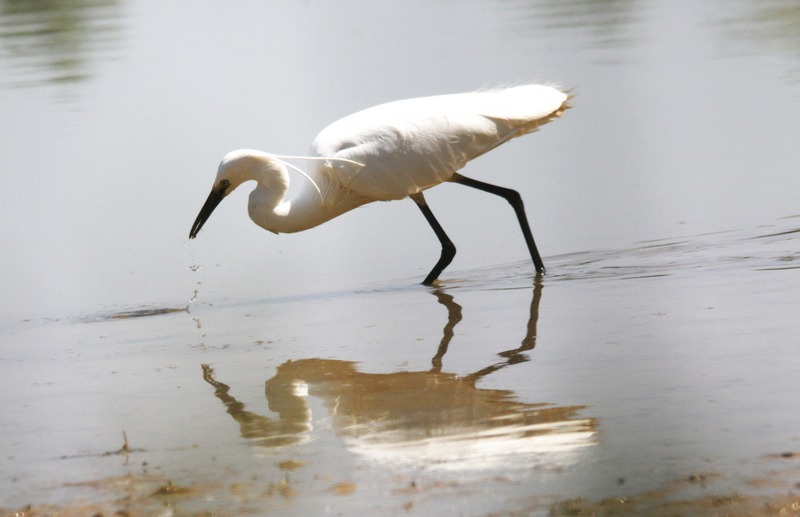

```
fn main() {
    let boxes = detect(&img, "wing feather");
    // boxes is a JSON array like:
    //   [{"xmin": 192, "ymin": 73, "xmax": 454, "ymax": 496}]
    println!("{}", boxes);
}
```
[{"xmin": 311, "ymin": 85, "xmax": 568, "ymax": 200}]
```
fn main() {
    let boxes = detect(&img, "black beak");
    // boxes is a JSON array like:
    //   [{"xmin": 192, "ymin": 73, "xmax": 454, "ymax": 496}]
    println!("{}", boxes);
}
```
[{"xmin": 189, "ymin": 182, "xmax": 228, "ymax": 239}]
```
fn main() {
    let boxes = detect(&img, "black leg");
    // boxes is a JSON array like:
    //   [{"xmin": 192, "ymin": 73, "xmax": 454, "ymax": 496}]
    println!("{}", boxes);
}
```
[
  {"xmin": 450, "ymin": 172, "xmax": 545, "ymax": 274},
  {"xmin": 410, "ymin": 192, "xmax": 456, "ymax": 285}
]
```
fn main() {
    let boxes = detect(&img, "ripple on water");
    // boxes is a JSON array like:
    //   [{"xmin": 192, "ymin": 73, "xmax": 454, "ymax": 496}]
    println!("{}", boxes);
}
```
[{"xmin": 439, "ymin": 218, "xmax": 800, "ymax": 292}]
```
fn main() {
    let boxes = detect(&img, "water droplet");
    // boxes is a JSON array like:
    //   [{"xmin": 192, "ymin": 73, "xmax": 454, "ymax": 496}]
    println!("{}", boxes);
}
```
[
  {"xmin": 190, "ymin": 264, "xmax": 202, "ymax": 272},
  {"xmin": 189, "ymin": 289, "xmax": 198, "ymax": 303}
]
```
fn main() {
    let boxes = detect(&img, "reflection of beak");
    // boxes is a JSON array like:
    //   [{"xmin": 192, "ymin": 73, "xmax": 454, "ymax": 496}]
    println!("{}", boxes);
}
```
[{"xmin": 189, "ymin": 182, "xmax": 227, "ymax": 239}]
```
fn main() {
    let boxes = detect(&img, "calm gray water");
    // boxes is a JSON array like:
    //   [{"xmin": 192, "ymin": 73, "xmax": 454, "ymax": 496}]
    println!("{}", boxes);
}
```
[
  {"xmin": 1, "ymin": 0, "xmax": 799, "ymax": 322},
  {"xmin": 1, "ymin": 1, "xmax": 799, "ymax": 514}
]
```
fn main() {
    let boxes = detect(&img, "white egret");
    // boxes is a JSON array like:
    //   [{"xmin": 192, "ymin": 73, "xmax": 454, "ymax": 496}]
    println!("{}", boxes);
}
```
[{"xmin": 189, "ymin": 84, "xmax": 570, "ymax": 285}]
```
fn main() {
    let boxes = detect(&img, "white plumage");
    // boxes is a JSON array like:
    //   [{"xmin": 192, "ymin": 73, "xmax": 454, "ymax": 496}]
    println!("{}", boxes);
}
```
[
  {"xmin": 313, "ymin": 85, "xmax": 567, "ymax": 200},
  {"xmin": 190, "ymin": 84, "xmax": 570, "ymax": 284}
]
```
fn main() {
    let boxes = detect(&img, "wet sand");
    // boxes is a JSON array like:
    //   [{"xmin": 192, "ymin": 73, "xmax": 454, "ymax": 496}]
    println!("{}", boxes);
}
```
[{"xmin": 2, "ymin": 217, "xmax": 799, "ymax": 516}]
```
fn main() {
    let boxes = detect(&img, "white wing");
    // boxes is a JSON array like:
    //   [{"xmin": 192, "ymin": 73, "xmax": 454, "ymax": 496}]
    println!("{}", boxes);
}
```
[{"xmin": 310, "ymin": 85, "xmax": 569, "ymax": 201}]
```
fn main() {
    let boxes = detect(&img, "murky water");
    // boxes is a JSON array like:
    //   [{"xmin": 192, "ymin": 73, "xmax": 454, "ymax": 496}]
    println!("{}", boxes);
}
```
[{"xmin": 1, "ymin": 1, "xmax": 799, "ymax": 515}]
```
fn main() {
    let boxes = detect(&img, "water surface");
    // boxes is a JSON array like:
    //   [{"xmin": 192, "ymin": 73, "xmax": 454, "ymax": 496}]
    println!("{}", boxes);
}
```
[{"xmin": 1, "ymin": 1, "xmax": 799, "ymax": 515}]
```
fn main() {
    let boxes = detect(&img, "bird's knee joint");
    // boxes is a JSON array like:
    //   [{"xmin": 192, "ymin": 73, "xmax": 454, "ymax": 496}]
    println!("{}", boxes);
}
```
[{"xmin": 505, "ymin": 190, "xmax": 523, "ymax": 206}]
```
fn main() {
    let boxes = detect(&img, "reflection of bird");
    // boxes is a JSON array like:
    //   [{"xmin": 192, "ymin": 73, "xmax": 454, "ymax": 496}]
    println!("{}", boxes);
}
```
[
  {"xmin": 201, "ymin": 285, "xmax": 575, "ymax": 457},
  {"xmin": 189, "ymin": 85, "xmax": 570, "ymax": 284},
  {"xmin": 203, "ymin": 356, "xmax": 595, "ymax": 463},
  {"xmin": 200, "ymin": 286, "xmax": 596, "ymax": 466}
]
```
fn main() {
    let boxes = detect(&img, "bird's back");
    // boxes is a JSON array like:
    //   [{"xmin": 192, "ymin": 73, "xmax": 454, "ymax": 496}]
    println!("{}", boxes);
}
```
[{"xmin": 311, "ymin": 85, "xmax": 569, "ymax": 201}]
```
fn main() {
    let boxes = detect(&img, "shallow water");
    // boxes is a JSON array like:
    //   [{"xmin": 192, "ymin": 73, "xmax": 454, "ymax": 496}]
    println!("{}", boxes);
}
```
[
  {"xmin": 3, "ymin": 218, "xmax": 799, "ymax": 514},
  {"xmin": 2, "ymin": 0, "xmax": 800, "ymax": 515}
]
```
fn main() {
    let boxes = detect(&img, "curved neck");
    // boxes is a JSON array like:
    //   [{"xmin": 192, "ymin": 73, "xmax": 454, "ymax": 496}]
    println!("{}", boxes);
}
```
[{"xmin": 247, "ymin": 163, "xmax": 371, "ymax": 234}]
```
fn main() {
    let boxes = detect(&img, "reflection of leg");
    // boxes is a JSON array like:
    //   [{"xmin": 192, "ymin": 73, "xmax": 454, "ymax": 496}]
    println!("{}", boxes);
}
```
[
  {"xmin": 431, "ymin": 277, "xmax": 544, "ymax": 383},
  {"xmin": 430, "ymin": 289, "xmax": 463, "ymax": 372},
  {"xmin": 520, "ymin": 275, "xmax": 543, "ymax": 351},
  {"xmin": 498, "ymin": 276, "xmax": 542, "ymax": 358}
]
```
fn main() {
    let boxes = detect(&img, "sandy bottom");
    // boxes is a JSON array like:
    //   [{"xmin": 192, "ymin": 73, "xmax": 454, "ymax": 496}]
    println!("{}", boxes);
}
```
[
  {"xmin": 2, "ymin": 216, "xmax": 799, "ymax": 516},
  {"xmin": 4, "ymin": 461, "xmax": 800, "ymax": 516}
]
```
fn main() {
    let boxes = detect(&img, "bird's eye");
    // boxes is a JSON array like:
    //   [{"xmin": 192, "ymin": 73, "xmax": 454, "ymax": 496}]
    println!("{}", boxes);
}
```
[{"xmin": 218, "ymin": 179, "xmax": 231, "ymax": 192}]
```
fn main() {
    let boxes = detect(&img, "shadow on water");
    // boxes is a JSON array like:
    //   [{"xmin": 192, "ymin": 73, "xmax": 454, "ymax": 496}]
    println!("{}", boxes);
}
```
[
  {"xmin": 79, "ymin": 305, "xmax": 189, "ymax": 322},
  {"xmin": 201, "ymin": 279, "xmax": 596, "ymax": 472}
]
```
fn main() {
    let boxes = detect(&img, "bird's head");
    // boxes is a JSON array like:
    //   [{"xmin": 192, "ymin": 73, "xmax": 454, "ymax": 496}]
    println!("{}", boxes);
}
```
[{"xmin": 189, "ymin": 149, "xmax": 287, "ymax": 239}]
